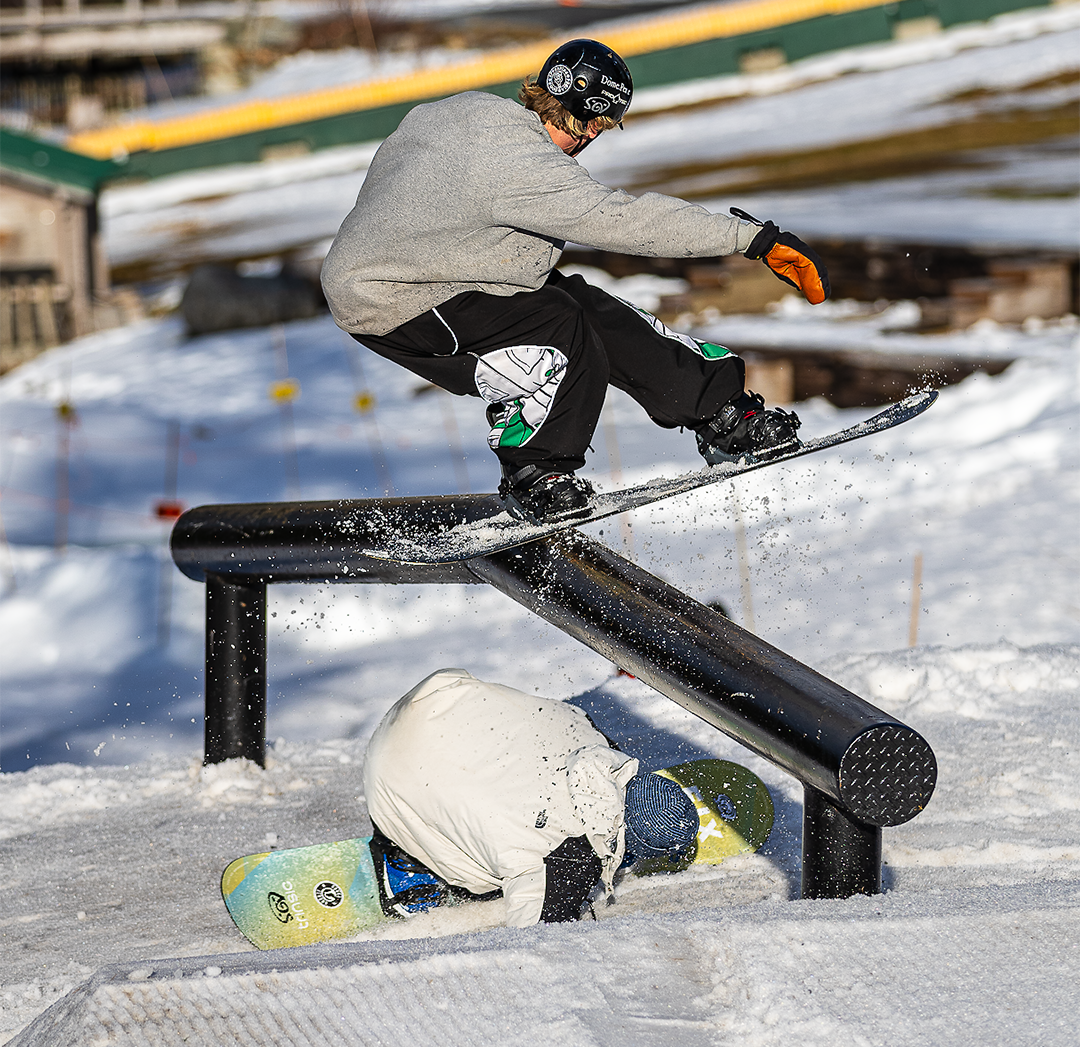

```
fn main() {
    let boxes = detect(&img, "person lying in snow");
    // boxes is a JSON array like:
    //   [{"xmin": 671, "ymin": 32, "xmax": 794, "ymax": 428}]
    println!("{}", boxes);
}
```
[
  {"xmin": 363, "ymin": 668, "xmax": 699, "ymax": 925},
  {"xmin": 322, "ymin": 38, "xmax": 829, "ymax": 525}
]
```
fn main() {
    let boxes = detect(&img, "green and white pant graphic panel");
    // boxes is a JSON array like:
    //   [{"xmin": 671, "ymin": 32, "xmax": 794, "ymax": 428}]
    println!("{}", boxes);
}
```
[
  {"xmin": 616, "ymin": 296, "xmax": 732, "ymax": 360},
  {"xmin": 473, "ymin": 345, "xmax": 567, "ymax": 450}
]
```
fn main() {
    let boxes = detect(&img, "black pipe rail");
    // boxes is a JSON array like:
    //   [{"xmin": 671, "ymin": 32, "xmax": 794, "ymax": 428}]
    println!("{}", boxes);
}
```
[
  {"xmin": 171, "ymin": 495, "xmax": 496, "ymax": 586},
  {"xmin": 172, "ymin": 495, "xmax": 936, "ymax": 899},
  {"xmin": 204, "ymin": 575, "xmax": 267, "ymax": 766}
]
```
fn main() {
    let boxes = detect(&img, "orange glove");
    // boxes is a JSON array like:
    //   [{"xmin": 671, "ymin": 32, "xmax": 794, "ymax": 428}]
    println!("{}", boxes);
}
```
[{"xmin": 733, "ymin": 209, "xmax": 831, "ymax": 305}]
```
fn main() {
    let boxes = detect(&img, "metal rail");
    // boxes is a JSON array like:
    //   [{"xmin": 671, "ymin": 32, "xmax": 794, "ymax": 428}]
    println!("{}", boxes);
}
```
[{"xmin": 172, "ymin": 495, "xmax": 937, "ymax": 898}]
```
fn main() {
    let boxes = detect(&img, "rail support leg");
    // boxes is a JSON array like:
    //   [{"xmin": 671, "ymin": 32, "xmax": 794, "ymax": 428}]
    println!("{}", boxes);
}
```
[
  {"xmin": 205, "ymin": 574, "xmax": 266, "ymax": 766},
  {"xmin": 801, "ymin": 785, "xmax": 882, "ymax": 899}
]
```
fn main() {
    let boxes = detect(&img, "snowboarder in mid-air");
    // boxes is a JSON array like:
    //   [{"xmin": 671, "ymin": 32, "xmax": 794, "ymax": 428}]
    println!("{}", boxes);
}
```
[
  {"xmin": 363, "ymin": 669, "xmax": 699, "ymax": 925},
  {"xmin": 322, "ymin": 39, "xmax": 830, "ymax": 524}
]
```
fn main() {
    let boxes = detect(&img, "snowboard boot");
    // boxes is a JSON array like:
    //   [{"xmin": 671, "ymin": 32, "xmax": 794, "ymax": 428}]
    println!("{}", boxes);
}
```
[
  {"xmin": 499, "ymin": 464, "xmax": 594, "ymax": 525},
  {"xmin": 696, "ymin": 391, "xmax": 802, "ymax": 465},
  {"xmin": 369, "ymin": 829, "xmax": 450, "ymax": 918}
]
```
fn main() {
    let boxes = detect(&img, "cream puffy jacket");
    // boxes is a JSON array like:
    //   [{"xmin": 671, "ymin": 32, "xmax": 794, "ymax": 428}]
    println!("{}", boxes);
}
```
[{"xmin": 363, "ymin": 668, "xmax": 638, "ymax": 926}]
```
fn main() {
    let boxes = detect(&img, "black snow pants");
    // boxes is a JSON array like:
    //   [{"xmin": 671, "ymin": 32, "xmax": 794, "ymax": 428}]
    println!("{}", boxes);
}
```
[{"xmin": 354, "ymin": 269, "xmax": 745, "ymax": 475}]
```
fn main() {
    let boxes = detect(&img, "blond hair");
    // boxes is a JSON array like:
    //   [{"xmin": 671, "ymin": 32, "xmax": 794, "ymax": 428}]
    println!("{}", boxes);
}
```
[{"xmin": 518, "ymin": 76, "xmax": 620, "ymax": 137}]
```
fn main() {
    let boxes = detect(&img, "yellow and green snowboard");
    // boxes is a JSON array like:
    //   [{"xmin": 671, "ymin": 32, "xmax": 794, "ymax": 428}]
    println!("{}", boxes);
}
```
[{"xmin": 220, "ymin": 758, "xmax": 773, "ymax": 949}]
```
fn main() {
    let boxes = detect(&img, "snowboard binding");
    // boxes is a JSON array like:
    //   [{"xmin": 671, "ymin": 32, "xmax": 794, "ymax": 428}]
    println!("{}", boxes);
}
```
[
  {"xmin": 696, "ymin": 390, "xmax": 802, "ymax": 465},
  {"xmin": 499, "ymin": 465, "xmax": 595, "ymax": 524}
]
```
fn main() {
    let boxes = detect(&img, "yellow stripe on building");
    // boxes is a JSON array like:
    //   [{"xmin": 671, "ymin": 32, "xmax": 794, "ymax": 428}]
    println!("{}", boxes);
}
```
[{"xmin": 69, "ymin": 0, "xmax": 885, "ymax": 159}]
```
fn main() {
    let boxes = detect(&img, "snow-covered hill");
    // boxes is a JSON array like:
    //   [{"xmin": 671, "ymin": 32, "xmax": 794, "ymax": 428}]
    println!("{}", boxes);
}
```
[
  {"xmin": 101, "ymin": 5, "xmax": 1080, "ymax": 277},
  {"xmin": 2, "ymin": 301, "xmax": 1076, "ymax": 768},
  {"xmin": 1, "ymin": 291, "xmax": 1077, "ymax": 1042}
]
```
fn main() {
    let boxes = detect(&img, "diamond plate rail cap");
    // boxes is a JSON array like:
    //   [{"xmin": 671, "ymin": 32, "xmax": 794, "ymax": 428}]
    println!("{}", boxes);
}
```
[{"xmin": 839, "ymin": 724, "xmax": 937, "ymax": 826}]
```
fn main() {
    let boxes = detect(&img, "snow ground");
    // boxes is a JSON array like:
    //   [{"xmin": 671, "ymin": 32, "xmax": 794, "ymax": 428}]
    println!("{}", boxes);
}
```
[
  {"xmin": 2, "ymin": 643, "xmax": 1078, "ymax": 1044},
  {"xmin": 1, "ymin": 279, "xmax": 1078, "ymax": 1042},
  {"xmin": 3, "ymin": 8, "xmax": 1079, "ymax": 1040}
]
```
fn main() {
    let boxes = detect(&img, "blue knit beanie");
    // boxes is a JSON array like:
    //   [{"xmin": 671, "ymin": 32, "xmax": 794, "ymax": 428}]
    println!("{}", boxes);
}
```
[{"xmin": 623, "ymin": 773, "xmax": 699, "ymax": 862}]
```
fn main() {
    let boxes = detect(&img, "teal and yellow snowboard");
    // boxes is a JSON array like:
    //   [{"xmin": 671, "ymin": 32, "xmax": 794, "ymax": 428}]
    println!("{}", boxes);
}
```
[
  {"xmin": 221, "ymin": 758, "xmax": 773, "ymax": 949},
  {"xmin": 221, "ymin": 836, "xmax": 383, "ymax": 950}
]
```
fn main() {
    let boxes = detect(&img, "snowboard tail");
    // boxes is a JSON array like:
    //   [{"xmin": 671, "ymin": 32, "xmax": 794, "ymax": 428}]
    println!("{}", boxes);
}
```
[
  {"xmin": 221, "ymin": 837, "xmax": 382, "ymax": 950},
  {"xmin": 639, "ymin": 759, "xmax": 774, "ymax": 873}
]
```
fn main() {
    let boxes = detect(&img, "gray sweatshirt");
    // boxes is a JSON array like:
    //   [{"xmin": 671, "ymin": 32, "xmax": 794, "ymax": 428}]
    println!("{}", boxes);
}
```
[{"xmin": 321, "ymin": 91, "xmax": 757, "ymax": 336}]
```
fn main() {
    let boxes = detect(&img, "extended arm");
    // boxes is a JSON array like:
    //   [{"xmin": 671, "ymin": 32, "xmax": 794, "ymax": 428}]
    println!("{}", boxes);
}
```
[
  {"xmin": 492, "ymin": 140, "xmax": 827, "ymax": 301},
  {"xmin": 490, "ymin": 141, "xmax": 758, "ymax": 259}
]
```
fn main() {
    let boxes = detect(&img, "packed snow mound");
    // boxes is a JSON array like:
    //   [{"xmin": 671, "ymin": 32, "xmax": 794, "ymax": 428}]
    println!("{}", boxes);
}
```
[
  {"xmin": 4, "ymin": 642, "xmax": 1080, "ymax": 1045},
  {"xmin": 0, "ymin": 754, "xmax": 315, "ymax": 842},
  {"xmin": 7, "ymin": 589, "xmax": 1075, "ymax": 1031},
  {"xmin": 824, "ymin": 642, "xmax": 1080, "ymax": 719},
  {"xmin": 15, "ymin": 887, "xmax": 1080, "ymax": 1047}
]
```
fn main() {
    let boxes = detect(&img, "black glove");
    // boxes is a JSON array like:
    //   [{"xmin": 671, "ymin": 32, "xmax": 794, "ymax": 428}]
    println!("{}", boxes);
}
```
[{"xmin": 732, "ymin": 208, "xmax": 831, "ymax": 305}]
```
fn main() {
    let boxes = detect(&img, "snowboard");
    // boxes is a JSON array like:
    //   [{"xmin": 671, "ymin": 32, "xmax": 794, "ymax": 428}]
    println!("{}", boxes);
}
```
[
  {"xmin": 220, "ymin": 758, "xmax": 773, "ymax": 949},
  {"xmin": 364, "ymin": 390, "xmax": 937, "ymax": 565},
  {"xmin": 221, "ymin": 836, "xmax": 382, "ymax": 951}
]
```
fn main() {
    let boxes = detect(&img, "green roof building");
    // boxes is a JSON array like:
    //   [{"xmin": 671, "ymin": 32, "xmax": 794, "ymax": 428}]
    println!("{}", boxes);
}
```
[{"xmin": 1, "ymin": 129, "xmax": 122, "ymax": 369}]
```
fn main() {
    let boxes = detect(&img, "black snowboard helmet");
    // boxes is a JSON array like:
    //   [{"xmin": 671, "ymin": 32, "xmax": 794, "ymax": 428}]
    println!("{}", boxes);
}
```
[{"xmin": 538, "ymin": 39, "xmax": 633, "ymax": 126}]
